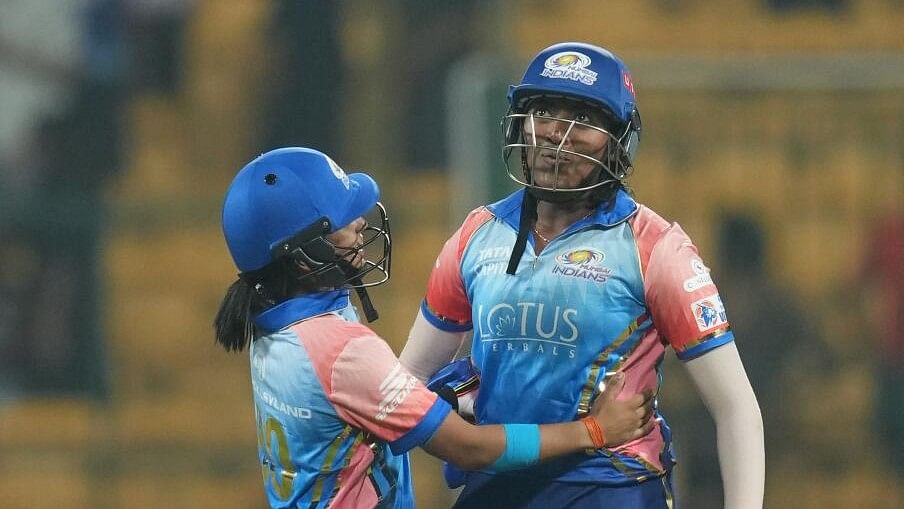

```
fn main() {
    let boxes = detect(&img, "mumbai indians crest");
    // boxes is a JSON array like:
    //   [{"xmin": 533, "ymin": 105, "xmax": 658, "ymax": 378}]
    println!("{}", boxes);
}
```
[
  {"xmin": 542, "ymin": 52, "xmax": 598, "ymax": 85},
  {"xmin": 556, "ymin": 248, "xmax": 604, "ymax": 266},
  {"xmin": 325, "ymin": 156, "xmax": 351, "ymax": 189},
  {"xmin": 552, "ymin": 248, "xmax": 611, "ymax": 283}
]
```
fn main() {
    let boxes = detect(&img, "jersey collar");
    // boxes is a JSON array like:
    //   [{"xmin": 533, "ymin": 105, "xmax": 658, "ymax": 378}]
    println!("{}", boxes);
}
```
[
  {"xmin": 487, "ymin": 188, "xmax": 639, "ymax": 232},
  {"xmin": 253, "ymin": 289, "xmax": 351, "ymax": 332}
]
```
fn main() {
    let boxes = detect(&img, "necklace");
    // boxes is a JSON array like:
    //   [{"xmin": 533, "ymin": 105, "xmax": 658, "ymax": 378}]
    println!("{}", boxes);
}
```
[
  {"xmin": 533, "ymin": 210, "xmax": 595, "ymax": 244},
  {"xmin": 532, "ymin": 226, "xmax": 551, "ymax": 243}
]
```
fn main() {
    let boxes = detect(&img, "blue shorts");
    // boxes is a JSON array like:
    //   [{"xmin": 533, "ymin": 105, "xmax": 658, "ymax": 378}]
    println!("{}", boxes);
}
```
[{"xmin": 452, "ymin": 471, "xmax": 676, "ymax": 509}]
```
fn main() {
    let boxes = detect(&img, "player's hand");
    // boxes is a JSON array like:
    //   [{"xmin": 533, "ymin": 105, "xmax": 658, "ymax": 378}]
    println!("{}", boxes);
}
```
[{"xmin": 587, "ymin": 372, "xmax": 656, "ymax": 447}]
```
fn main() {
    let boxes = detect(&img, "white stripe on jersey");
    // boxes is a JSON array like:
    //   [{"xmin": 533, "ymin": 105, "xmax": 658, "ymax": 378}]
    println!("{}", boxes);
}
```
[{"xmin": 376, "ymin": 363, "xmax": 417, "ymax": 420}]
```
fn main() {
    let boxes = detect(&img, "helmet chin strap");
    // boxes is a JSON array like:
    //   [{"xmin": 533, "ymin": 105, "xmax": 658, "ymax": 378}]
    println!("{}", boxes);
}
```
[
  {"xmin": 352, "ymin": 283, "xmax": 379, "ymax": 322},
  {"xmin": 505, "ymin": 191, "xmax": 538, "ymax": 275},
  {"xmin": 505, "ymin": 171, "xmax": 618, "ymax": 276},
  {"xmin": 338, "ymin": 262, "xmax": 379, "ymax": 322}
]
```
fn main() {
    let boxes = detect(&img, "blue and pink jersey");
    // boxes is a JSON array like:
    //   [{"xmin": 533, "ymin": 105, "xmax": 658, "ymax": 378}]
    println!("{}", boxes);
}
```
[
  {"xmin": 250, "ymin": 290, "xmax": 451, "ymax": 508},
  {"xmin": 422, "ymin": 189, "xmax": 734, "ymax": 484}
]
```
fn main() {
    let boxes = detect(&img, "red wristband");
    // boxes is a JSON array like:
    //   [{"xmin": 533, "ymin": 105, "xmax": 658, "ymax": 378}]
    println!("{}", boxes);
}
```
[{"xmin": 581, "ymin": 416, "xmax": 606, "ymax": 449}]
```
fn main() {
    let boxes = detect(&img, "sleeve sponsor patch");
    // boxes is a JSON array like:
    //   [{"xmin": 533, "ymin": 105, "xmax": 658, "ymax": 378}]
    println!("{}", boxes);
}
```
[
  {"xmin": 376, "ymin": 363, "xmax": 418, "ymax": 421},
  {"xmin": 691, "ymin": 294, "xmax": 727, "ymax": 331},
  {"xmin": 682, "ymin": 259, "xmax": 714, "ymax": 292}
]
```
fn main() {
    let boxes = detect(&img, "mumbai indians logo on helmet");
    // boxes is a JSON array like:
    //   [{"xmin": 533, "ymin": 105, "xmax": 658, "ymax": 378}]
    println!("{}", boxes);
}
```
[
  {"xmin": 542, "ymin": 51, "xmax": 598, "ymax": 86},
  {"xmin": 326, "ymin": 156, "xmax": 351, "ymax": 189},
  {"xmin": 552, "ymin": 248, "xmax": 611, "ymax": 283}
]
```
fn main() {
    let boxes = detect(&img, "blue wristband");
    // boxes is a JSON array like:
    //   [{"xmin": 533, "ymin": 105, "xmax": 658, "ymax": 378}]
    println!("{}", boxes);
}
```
[{"xmin": 489, "ymin": 424, "xmax": 541, "ymax": 472}]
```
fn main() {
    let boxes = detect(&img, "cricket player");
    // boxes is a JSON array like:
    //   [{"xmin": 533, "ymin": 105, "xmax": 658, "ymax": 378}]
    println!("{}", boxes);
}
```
[{"xmin": 401, "ymin": 42, "xmax": 765, "ymax": 508}]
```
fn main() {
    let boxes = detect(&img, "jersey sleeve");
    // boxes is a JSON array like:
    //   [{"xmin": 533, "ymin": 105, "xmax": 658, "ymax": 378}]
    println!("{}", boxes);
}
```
[
  {"xmin": 643, "ymin": 223, "xmax": 735, "ymax": 361},
  {"xmin": 328, "ymin": 328, "xmax": 452, "ymax": 454},
  {"xmin": 422, "ymin": 207, "xmax": 494, "ymax": 332}
]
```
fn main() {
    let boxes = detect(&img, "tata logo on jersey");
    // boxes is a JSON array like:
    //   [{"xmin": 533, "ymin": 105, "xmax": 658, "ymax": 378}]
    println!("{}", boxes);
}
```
[
  {"xmin": 552, "ymin": 248, "xmax": 612, "ymax": 283},
  {"xmin": 542, "ymin": 52, "xmax": 598, "ymax": 85},
  {"xmin": 477, "ymin": 246, "xmax": 511, "ymax": 262},
  {"xmin": 691, "ymin": 295, "xmax": 728, "ymax": 331},
  {"xmin": 476, "ymin": 302, "xmax": 579, "ymax": 342},
  {"xmin": 473, "ymin": 246, "xmax": 513, "ymax": 276}
]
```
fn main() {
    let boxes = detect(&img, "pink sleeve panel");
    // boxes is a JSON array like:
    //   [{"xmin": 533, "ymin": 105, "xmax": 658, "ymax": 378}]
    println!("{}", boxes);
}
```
[
  {"xmin": 422, "ymin": 207, "xmax": 494, "ymax": 331},
  {"xmin": 292, "ymin": 318, "xmax": 442, "ymax": 443},
  {"xmin": 630, "ymin": 207, "xmax": 734, "ymax": 360}
]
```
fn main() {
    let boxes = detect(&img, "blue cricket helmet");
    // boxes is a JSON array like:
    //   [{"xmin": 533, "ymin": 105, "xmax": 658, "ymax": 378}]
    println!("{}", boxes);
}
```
[
  {"xmin": 222, "ymin": 147, "xmax": 380, "ymax": 272},
  {"xmin": 501, "ymin": 43, "xmax": 642, "ymax": 277},
  {"xmin": 506, "ymin": 42, "xmax": 641, "ymax": 168},
  {"xmin": 508, "ymin": 42, "xmax": 638, "ymax": 128}
]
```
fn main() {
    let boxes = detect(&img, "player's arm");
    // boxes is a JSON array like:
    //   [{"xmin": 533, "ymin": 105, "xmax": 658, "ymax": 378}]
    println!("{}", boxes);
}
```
[
  {"xmin": 639, "ymin": 219, "xmax": 764, "ymax": 509},
  {"xmin": 421, "ymin": 372, "xmax": 654, "ymax": 471},
  {"xmin": 327, "ymin": 325, "xmax": 652, "ymax": 473},
  {"xmin": 684, "ymin": 343, "xmax": 764, "ymax": 509},
  {"xmin": 400, "ymin": 310, "xmax": 468, "ymax": 382},
  {"xmin": 401, "ymin": 208, "xmax": 492, "ymax": 381}
]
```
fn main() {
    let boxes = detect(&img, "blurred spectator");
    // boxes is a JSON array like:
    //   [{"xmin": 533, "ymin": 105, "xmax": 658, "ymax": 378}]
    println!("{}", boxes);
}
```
[
  {"xmin": 673, "ymin": 211, "xmax": 826, "ymax": 507},
  {"xmin": 765, "ymin": 0, "xmax": 848, "ymax": 12},
  {"xmin": 0, "ymin": 82, "xmax": 123, "ymax": 399},
  {"xmin": 85, "ymin": 0, "xmax": 129, "ymax": 85},
  {"xmin": 0, "ymin": 167, "xmax": 41, "ymax": 400},
  {"xmin": 260, "ymin": 0, "xmax": 343, "ymax": 155},
  {"xmin": 397, "ymin": 0, "xmax": 481, "ymax": 170},
  {"xmin": 0, "ymin": 0, "xmax": 129, "ymax": 400},
  {"xmin": 125, "ymin": 0, "xmax": 194, "ymax": 95},
  {"xmin": 857, "ymin": 212, "xmax": 904, "ymax": 479},
  {"xmin": 715, "ymin": 213, "xmax": 828, "ymax": 432}
]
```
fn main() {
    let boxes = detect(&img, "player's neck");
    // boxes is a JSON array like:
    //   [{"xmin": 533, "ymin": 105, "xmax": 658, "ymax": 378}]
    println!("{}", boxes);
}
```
[{"xmin": 535, "ymin": 200, "xmax": 596, "ymax": 239}]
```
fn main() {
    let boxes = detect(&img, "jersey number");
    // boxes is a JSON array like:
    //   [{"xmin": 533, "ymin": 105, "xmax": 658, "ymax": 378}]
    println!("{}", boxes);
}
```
[{"xmin": 256, "ymin": 410, "xmax": 297, "ymax": 500}]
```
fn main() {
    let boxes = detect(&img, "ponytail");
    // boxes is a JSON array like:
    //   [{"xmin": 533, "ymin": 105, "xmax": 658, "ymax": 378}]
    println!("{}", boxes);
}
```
[
  {"xmin": 213, "ymin": 278, "xmax": 258, "ymax": 352},
  {"xmin": 213, "ymin": 259, "xmax": 323, "ymax": 352}
]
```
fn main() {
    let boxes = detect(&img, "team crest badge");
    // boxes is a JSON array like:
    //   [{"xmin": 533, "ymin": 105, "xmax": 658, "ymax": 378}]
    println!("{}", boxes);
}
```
[
  {"xmin": 326, "ymin": 156, "xmax": 351, "ymax": 189},
  {"xmin": 556, "ymin": 248, "xmax": 605, "ymax": 266},
  {"xmin": 552, "ymin": 248, "xmax": 611, "ymax": 283},
  {"xmin": 541, "ymin": 51, "xmax": 598, "ymax": 85}
]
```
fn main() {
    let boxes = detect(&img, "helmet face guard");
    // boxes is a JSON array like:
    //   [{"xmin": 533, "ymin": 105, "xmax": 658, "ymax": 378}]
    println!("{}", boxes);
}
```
[
  {"xmin": 263, "ymin": 202, "xmax": 391, "ymax": 323},
  {"xmin": 501, "ymin": 43, "xmax": 642, "ymax": 201},
  {"xmin": 342, "ymin": 202, "xmax": 392, "ymax": 288},
  {"xmin": 269, "ymin": 202, "xmax": 392, "ymax": 290},
  {"xmin": 501, "ymin": 109, "xmax": 636, "ymax": 195},
  {"xmin": 500, "ymin": 43, "xmax": 642, "ymax": 275}
]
